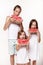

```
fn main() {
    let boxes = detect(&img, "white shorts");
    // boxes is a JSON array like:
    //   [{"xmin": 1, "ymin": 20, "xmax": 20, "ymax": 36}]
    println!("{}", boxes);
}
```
[
  {"xmin": 16, "ymin": 47, "xmax": 29, "ymax": 64},
  {"xmin": 8, "ymin": 39, "xmax": 17, "ymax": 55}
]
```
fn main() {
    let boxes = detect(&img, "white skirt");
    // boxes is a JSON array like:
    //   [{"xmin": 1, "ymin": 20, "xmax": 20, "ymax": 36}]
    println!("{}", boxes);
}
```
[
  {"xmin": 16, "ymin": 47, "xmax": 29, "ymax": 64},
  {"xmin": 28, "ymin": 35, "xmax": 38, "ymax": 61}
]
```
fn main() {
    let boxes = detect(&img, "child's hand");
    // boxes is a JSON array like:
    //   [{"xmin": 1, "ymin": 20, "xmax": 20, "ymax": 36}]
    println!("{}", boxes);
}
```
[
  {"xmin": 10, "ymin": 15, "xmax": 23, "ymax": 24},
  {"xmin": 10, "ymin": 17, "xmax": 22, "ymax": 26},
  {"xmin": 16, "ymin": 44, "xmax": 22, "ymax": 51},
  {"xmin": 10, "ymin": 17, "xmax": 16, "ymax": 23},
  {"xmin": 16, "ymin": 18, "xmax": 23, "ymax": 23},
  {"xmin": 16, "ymin": 45, "xmax": 19, "ymax": 51},
  {"xmin": 29, "ymin": 28, "xmax": 38, "ymax": 34}
]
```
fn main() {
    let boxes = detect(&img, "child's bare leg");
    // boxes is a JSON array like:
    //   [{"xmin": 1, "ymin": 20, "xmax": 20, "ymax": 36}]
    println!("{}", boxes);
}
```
[
  {"xmin": 32, "ymin": 60, "xmax": 36, "ymax": 65},
  {"xmin": 26, "ymin": 62, "xmax": 30, "ymax": 65},
  {"xmin": 17, "ymin": 64, "xmax": 24, "ymax": 65},
  {"xmin": 10, "ymin": 55, "xmax": 15, "ymax": 65},
  {"xmin": 29, "ymin": 59, "xmax": 31, "ymax": 65},
  {"xmin": 17, "ymin": 63, "xmax": 30, "ymax": 65}
]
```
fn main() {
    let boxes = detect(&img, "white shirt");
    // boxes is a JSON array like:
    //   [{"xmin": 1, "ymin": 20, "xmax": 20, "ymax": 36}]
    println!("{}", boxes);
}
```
[{"xmin": 8, "ymin": 24, "xmax": 20, "ymax": 39}]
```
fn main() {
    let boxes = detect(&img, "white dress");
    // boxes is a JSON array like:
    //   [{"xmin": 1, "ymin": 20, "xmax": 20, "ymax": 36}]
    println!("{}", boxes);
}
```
[
  {"xmin": 28, "ymin": 34, "xmax": 38, "ymax": 61},
  {"xmin": 16, "ymin": 41, "xmax": 29, "ymax": 64}
]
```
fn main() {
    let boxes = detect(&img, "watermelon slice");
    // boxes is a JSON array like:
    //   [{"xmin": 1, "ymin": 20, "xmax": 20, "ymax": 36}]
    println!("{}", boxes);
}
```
[
  {"xmin": 18, "ymin": 39, "xmax": 29, "ymax": 45},
  {"xmin": 11, "ymin": 15, "xmax": 23, "ymax": 22},
  {"xmin": 29, "ymin": 28, "xmax": 38, "ymax": 33}
]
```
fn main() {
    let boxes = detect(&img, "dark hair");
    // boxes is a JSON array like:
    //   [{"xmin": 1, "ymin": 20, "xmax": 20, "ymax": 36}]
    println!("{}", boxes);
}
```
[
  {"xmin": 13, "ymin": 5, "xmax": 22, "ymax": 12},
  {"xmin": 17, "ymin": 30, "xmax": 27, "ymax": 39},
  {"xmin": 29, "ymin": 19, "xmax": 38, "ymax": 29}
]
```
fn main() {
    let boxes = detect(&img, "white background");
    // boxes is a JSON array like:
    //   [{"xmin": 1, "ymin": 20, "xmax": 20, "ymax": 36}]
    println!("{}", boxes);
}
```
[{"xmin": 0, "ymin": 0, "xmax": 43, "ymax": 65}]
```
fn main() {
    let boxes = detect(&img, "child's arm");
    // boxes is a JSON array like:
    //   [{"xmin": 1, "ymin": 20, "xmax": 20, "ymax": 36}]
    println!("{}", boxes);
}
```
[
  {"xmin": 16, "ymin": 44, "xmax": 27, "ymax": 51},
  {"xmin": 3, "ymin": 16, "xmax": 23, "ymax": 31},
  {"xmin": 3, "ymin": 16, "xmax": 11, "ymax": 30},
  {"xmin": 16, "ymin": 44, "xmax": 20, "ymax": 51},
  {"xmin": 26, "ymin": 44, "xmax": 29, "ymax": 50},
  {"xmin": 37, "ymin": 30, "xmax": 41, "ymax": 43},
  {"xmin": 11, "ymin": 17, "xmax": 23, "ymax": 31},
  {"xmin": 28, "ymin": 30, "xmax": 31, "ymax": 39},
  {"xmin": 20, "ymin": 43, "xmax": 29, "ymax": 50},
  {"xmin": 19, "ymin": 23, "xmax": 23, "ymax": 31},
  {"xmin": 16, "ymin": 44, "xmax": 24, "ymax": 51}
]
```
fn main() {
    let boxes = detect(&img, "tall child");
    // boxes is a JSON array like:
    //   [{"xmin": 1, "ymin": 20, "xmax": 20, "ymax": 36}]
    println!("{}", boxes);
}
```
[
  {"xmin": 28, "ymin": 19, "xmax": 41, "ymax": 65},
  {"xmin": 3, "ymin": 5, "xmax": 23, "ymax": 65}
]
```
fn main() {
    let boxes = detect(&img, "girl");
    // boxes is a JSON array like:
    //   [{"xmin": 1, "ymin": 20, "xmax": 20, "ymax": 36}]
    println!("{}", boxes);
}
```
[
  {"xmin": 16, "ymin": 30, "xmax": 30, "ymax": 65},
  {"xmin": 3, "ymin": 5, "xmax": 23, "ymax": 65},
  {"xmin": 28, "ymin": 19, "xmax": 41, "ymax": 65}
]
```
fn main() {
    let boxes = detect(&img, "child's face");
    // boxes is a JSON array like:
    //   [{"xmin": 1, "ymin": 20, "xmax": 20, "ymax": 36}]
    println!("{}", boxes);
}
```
[
  {"xmin": 31, "ymin": 21, "xmax": 36, "ymax": 29},
  {"xmin": 19, "ymin": 32, "xmax": 25, "ymax": 39},
  {"xmin": 13, "ymin": 7, "xmax": 21, "ymax": 16}
]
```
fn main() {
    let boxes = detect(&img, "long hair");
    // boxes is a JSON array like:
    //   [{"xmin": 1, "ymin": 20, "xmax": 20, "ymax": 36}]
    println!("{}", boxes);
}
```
[
  {"xmin": 17, "ymin": 30, "xmax": 27, "ymax": 39},
  {"xmin": 29, "ymin": 19, "xmax": 38, "ymax": 29},
  {"xmin": 13, "ymin": 5, "xmax": 22, "ymax": 12}
]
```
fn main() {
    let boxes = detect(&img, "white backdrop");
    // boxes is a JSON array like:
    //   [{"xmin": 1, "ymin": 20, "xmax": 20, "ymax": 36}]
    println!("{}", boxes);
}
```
[{"xmin": 0, "ymin": 0, "xmax": 43, "ymax": 65}]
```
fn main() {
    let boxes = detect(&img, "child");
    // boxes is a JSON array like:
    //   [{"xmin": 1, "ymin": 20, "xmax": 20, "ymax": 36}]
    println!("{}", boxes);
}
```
[
  {"xmin": 16, "ymin": 30, "xmax": 29, "ymax": 51},
  {"xmin": 28, "ymin": 19, "xmax": 41, "ymax": 65},
  {"xmin": 16, "ymin": 30, "xmax": 30, "ymax": 65},
  {"xmin": 3, "ymin": 5, "xmax": 23, "ymax": 65}
]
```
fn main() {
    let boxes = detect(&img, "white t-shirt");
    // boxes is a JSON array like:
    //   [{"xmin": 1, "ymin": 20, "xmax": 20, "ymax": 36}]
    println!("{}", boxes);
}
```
[{"xmin": 8, "ymin": 24, "xmax": 20, "ymax": 39}]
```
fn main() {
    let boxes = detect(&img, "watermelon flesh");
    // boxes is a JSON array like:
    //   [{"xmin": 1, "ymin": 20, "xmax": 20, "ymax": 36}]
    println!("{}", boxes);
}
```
[
  {"xmin": 29, "ymin": 28, "xmax": 38, "ymax": 33},
  {"xmin": 11, "ymin": 15, "xmax": 23, "ymax": 22},
  {"xmin": 18, "ymin": 39, "xmax": 29, "ymax": 45}
]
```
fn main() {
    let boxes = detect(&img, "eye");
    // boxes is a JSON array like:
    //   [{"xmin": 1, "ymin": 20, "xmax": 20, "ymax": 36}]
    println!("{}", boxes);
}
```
[{"xmin": 16, "ymin": 10, "xmax": 18, "ymax": 12}]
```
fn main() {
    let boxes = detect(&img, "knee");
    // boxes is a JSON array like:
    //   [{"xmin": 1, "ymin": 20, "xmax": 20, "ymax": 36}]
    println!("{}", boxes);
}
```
[
  {"xmin": 10, "ymin": 55, "xmax": 14, "ymax": 57},
  {"xmin": 33, "ymin": 60, "xmax": 36, "ymax": 62},
  {"xmin": 33, "ymin": 60, "xmax": 36, "ymax": 64}
]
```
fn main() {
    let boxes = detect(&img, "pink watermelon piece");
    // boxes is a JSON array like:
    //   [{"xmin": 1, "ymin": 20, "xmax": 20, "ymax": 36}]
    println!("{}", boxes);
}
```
[{"xmin": 18, "ymin": 39, "xmax": 29, "ymax": 45}]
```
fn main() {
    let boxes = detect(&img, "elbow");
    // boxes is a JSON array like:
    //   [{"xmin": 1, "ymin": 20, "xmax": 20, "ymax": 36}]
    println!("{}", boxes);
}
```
[
  {"xmin": 38, "ymin": 38, "xmax": 41, "ymax": 43},
  {"xmin": 3, "ymin": 26, "xmax": 7, "ymax": 31}
]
